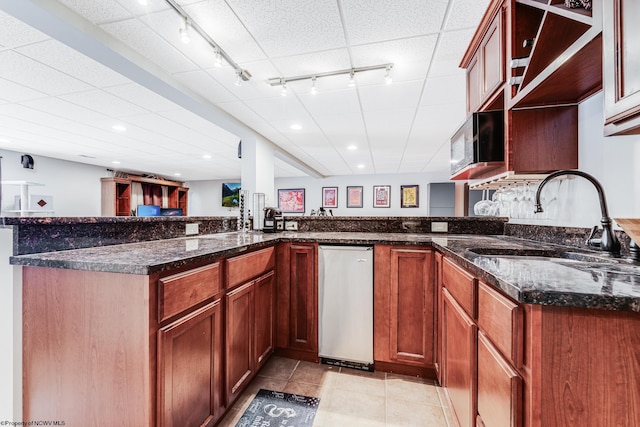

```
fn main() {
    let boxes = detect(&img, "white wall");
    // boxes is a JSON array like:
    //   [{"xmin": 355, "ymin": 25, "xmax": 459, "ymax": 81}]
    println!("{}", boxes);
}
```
[
  {"xmin": 186, "ymin": 179, "xmax": 242, "ymax": 216},
  {"xmin": 510, "ymin": 92, "xmax": 640, "ymax": 228},
  {"xmin": 1, "ymin": 149, "xmax": 106, "ymax": 217}
]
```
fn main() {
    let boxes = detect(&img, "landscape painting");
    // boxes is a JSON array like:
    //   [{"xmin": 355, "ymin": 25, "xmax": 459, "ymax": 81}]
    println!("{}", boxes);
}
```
[{"xmin": 222, "ymin": 182, "xmax": 241, "ymax": 207}]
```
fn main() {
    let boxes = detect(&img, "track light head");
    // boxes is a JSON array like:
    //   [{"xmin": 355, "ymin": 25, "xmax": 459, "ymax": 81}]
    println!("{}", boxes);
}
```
[
  {"xmin": 310, "ymin": 77, "xmax": 318, "ymax": 95},
  {"xmin": 348, "ymin": 71, "xmax": 355, "ymax": 87},
  {"xmin": 179, "ymin": 17, "xmax": 190, "ymax": 44},
  {"xmin": 384, "ymin": 65, "xmax": 393, "ymax": 85}
]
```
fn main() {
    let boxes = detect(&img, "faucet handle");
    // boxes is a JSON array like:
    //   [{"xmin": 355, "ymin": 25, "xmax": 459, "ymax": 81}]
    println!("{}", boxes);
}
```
[{"xmin": 586, "ymin": 225, "xmax": 600, "ymax": 247}]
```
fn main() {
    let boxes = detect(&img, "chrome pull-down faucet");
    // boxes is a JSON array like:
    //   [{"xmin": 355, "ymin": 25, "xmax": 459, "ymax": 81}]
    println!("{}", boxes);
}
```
[{"xmin": 534, "ymin": 170, "xmax": 621, "ymax": 256}]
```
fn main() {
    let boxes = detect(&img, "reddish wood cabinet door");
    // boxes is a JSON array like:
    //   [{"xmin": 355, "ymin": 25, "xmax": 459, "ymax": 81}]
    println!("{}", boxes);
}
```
[
  {"xmin": 287, "ymin": 244, "xmax": 318, "ymax": 352},
  {"xmin": 389, "ymin": 247, "xmax": 434, "ymax": 366},
  {"xmin": 477, "ymin": 331, "xmax": 522, "ymax": 427},
  {"xmin": 254, "ymin": 271, "xmax": 275, "ymax": 371},
  {"xmin": 435, "ymin": 252, "xmax": 444, "ymax": 386},
  {"xmin": 226, "ymin": 281, "xmax": 255, "ymax": 404},
  {"xmin": 443, "ymin": 288, "xmax": 477, "ymax": 427},
  {"xmin": 157, "ymin": 299, "xmax": 224, "ymax": 427},
  {"xmin": 604, "ymin": 0, "xmax": 640, "ymax": 135}
]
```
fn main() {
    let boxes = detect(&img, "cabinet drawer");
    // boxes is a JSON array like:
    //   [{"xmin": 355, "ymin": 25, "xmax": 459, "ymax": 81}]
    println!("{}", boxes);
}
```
[
  {"xmin": 227, "ymin": 246, "xmax": 275, "ymax": 288},
  {"xmin": 477, "ymin": 281, "xmax": 523, "ymax": 367},
  {"xmin": 477, "ymin": 331, "xmax": 522, "ymax": 427},
  {"xmin": 442, "ymin": 257, "xmax": 477, "ymax": 318},
  {"xmin": 158, "ymin": 263, "xmax": 222, "ymax": 322}
]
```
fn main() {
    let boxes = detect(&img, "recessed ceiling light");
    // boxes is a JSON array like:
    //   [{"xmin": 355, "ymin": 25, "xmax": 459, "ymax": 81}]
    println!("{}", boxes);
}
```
[
  {"xmin": 357, "ymin": 164, "xmax": 365, "ymax": 169},
  {"xmin": 290, "ymin": 124, "xmax": 302, "ymax": 130},
  {"xmin": 202, "ymin": 154, "xmax": 212, "ymax": 159},
  {"xmin": 112, "ymin": 124, "xmax": 127, "ymax": 132},
  {"xmin": 174, "ymin": 173, "xmax": 182, "ymax": 177},
  {"xmin": 0, "ymin": 138, "xmax": 11, "ymax": 143},
  {"xmin": 112, "ymin": 160, "xmax": 121, "ymax": 164},
  {"xmin": 137, "ymin": 0, "xmax": 148, "ymax": 5},
  {"xmin": 347, "ymin": 145, "xmax": 357, "ymax": 151}
]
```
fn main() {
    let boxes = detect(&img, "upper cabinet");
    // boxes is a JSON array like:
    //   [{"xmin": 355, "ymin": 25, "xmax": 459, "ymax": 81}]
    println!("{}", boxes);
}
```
[
  {"xmin": 603, "ymin": 0, "xmax": 640, "ymax": 135},
  {"xmin": 507, "ymin": 0, "xmax": 602, "ymax": 109},
  {"xmin": 454, "ymin": 0, "xmax": 601, "ymax": 181}
]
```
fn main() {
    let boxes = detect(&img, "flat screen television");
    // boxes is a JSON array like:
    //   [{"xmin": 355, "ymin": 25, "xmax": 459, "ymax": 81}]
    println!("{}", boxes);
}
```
[{"xmin": 137, "ymin": 205, "xmax": 160, "ymax": 216}]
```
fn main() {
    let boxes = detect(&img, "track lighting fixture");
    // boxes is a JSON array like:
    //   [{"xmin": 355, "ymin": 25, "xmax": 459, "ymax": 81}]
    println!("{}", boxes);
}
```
[
  {"xmin": 310, "ymin": 77, "xmax": 318, "ymax": 95},
  {"xmin": 384, "ymin": 65, "xmax": 393, "ymax": 85},
  {"xmin": 179, "ymin": 17, "xmax": 190, "ymax": 44},
  {"xmin": 281, "ymin": 83, "xmax": 289, "ymax": 97},
  {"xmin": 214, "ymin": 49, "xmax": 224, "ymax": 67},
  {"xmin": 268, "ymin": 63, "xmax": 394, "ymax": 95},
  {"xmin": 164, "ymin": 0, "xmax": 250, "ymax": 82}
]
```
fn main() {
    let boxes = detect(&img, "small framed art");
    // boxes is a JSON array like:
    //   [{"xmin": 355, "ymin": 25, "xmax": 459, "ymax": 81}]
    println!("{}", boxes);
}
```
[
  {"xmin": 346, "ymin": 186, "xmax": 363, "ymax": 208},
  {"xmin": 373, "ymin": 185, "xmax": 391, "ymax": 208},
  {"xmin": 322, "ymin": 187, "xmax": 338, "ymax": 208},
  {"xmin": 278, "ymin": 188, "xmax": 305, "ymax": 213},
  {"xmin": 401, "ymin": 185, "xmax": 419, "ymax": 208}
]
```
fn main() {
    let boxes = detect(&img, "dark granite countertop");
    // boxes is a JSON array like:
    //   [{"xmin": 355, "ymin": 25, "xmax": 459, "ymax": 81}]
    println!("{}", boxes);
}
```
[{"xmin": 10, "ymin": 231, "xmax": 640, "ymax": 313}]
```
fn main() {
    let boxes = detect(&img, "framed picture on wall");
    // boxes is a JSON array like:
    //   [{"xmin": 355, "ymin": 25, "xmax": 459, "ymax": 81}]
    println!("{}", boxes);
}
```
[
  {"xmin": 346, "ymin": 186, "xmax": 363, "ymax": 208},
  {"xmin": 322, "ymin": 187, "xmax": 338, "ymax": 208},
  {"xmin": 278, "ymin": 188, "xmax": 305, "ymax": 213},
  {"xmin": 373, "ymin": 185, "xmax": 391, "ymax": 208},
  {"xmin": 401, "ymin": 185, "xmax": 419, "ymax": 208}
]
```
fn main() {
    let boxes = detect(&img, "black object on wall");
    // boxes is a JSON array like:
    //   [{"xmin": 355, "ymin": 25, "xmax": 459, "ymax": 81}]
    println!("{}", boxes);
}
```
[{"xmin": 21, "ymin": 154, "xmax": 34, "ymax": 169}]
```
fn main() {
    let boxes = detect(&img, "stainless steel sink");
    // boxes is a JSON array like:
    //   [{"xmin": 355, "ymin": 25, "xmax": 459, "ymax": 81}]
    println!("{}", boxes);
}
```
[{"xmin": 467, "ymin": 247, "xmax": 620, "ymax": 264}]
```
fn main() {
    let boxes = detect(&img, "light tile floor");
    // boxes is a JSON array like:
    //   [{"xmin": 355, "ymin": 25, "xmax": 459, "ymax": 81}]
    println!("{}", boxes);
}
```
[{"xmin": 217, "ymin": 356, "xmax": 456, "ymax": 427}]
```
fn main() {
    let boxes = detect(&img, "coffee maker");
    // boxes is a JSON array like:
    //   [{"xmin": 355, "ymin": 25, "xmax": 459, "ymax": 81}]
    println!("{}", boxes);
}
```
[{"xmin": 263, "ymin": 207, "xmax": 283, "ymax": 232}]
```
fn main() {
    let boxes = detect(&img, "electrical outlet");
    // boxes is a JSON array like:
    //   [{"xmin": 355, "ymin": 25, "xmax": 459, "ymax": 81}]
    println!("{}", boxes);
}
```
[
  {"xmin": 185, "ymin": 223, "xmax": 199, "ymax": 235},
  {"xmin": 431, "ymin": 222, "xmax": 448, "ymax": 232},
  {"xmin": 285, "ymin": 221, "xmax": 298, "ymax": 231}
]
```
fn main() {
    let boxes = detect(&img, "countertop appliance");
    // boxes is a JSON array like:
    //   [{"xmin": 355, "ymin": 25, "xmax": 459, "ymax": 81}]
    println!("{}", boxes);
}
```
[
  {"xmin": 450, "ymin": 110, "xmax": 504, "ymax": 176},
  {"xmin": 318, "ymin": 245, "xmax": 374, "ymax": 371},
  {"xmin": 263, "ymin": 207, "xmax": 283, "ymax": 233}
]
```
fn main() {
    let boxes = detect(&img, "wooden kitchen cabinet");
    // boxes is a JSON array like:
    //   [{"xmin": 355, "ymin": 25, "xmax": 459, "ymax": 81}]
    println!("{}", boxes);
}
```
[
  {"xmin": 477, "ymin": 331, "xmax": 522, "ymax": 427},
  {"xmin": 466, "ymin": 5, "xmax": 505, "ymax": 113},
  {"xmin": 157, "ymin": 299, "xmax": 224, "ymax": 427},
  {"xmin": 434, "ymin": 252, "xmax": 444, "ymax": 385},
  {"xmin": 374, "ymin": 245, "xmax": 435, "ymax": 377},
  {"xmin": 442, "ymin": 288, "xmax": 477, "ymax": 427},
  {"xmin": 225, "ymin": 248, "xmax": 276, "ymax": 405},
  {"xmin": 101, "ymin": 175, "xmax": 188, "ymax": 216},
  {"xmin": 275, "ymin": 242, "xmax": 318, "ymax": 361},
  {"xmin": 603, "ymin": 0, "xmax": 640, "ymax": 135}
]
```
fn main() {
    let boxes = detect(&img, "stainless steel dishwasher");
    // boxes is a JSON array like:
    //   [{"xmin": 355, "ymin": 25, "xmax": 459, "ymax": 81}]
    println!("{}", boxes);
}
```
[{"xmin": 318, "ymin": 245, "xmax": 374, "ymax": 371}]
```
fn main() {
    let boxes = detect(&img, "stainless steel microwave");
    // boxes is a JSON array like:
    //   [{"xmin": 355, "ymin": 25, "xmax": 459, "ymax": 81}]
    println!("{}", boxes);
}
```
[{"xmin": 450, "ymin": 110, "xmax": 504, "ymax": 176}]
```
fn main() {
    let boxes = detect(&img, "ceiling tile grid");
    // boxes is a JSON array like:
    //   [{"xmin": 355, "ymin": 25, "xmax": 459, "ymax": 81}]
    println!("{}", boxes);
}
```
[{"xmin": 0, "ymin": 0, "xmax": 486, "ymax": 181}]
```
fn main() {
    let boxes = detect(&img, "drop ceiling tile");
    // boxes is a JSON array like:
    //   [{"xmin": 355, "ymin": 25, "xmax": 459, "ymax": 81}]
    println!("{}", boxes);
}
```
[
  {"xmin": 172, "ymin": 70, "xmax": 237, "ymax": 104},
  {"xmin": 314, "ymin": 113, "xmax": 367, "ymax": 143},
  {"xmin": 0, "ymin": 77, "xmax": 47, "ymax": 102},
  {"xmin": 156, "ymin": 109, "xmax": 239, "ymax": 145},
  {"xmin": 270, "ymin": 49, "xmax": 351, "ymax": 77},
  {"xmin": 445, "ymin": 0, "xmax": 492, "ymax": 31},
  {"xmin": 182, "ymin": 1, "xmax": 266, "ymax": 63},
  {"xmin": 420, "ymin": 74, "xmax": 466, "ymax": 107},
  {"xmin": 20, "ymin": 97, "xmax": 112, "ymax": 124},
  {"xmin": 100, "ymin": 18, "xmax": 197, "ymax": 74},
  {"xmin": 115, "ymin": 0, "xmax": 172, "ymax": 16},
  {"xmin": 0, "ymin": 51, "xmax": 93, "ymax": 95},
  {"xmin": 429, "ymin": 28, "xmax": 474, "ymax": 77},
  {"xmin": 350, "ymin": 35, "xmax": 438, "ymax": 69},
  {"xmin": 16, "ymin": 39, "xmax": 131, "ymax": 88},
  {"xmin": 359, "ymin": 80, "xmax": 424, "ymax": 112},
  {"xmin": 409, "ymin": 104, "xmax": 465, "ymax": 141},
  {"xmin": 61, "ymin": 89, "xmax": 149, "ymax": 118},
  {"xmin": 225, "ymin": 0, "xmax": 346, "ymax": 56},
  {"xmin": 104, "ymin": 83, "xmax": 181, "ymax": 112},
  {"xmin": 341, "ymin": 0, "xmax": 448, "ymax": 45},
  {"xmin": 298, "ymin": 88, "xmax": 360, "ymax": 116},
  {"xmin": 363, "ymin": 108, "xmax": 415, "ymax": 146},
  {"xmin": 57, "ymin": 0, "xmax": 133, "ymax": 25},
  {"xmin": 243, "ymin": 96, "xmax": 310, "ymax": 123},
  {"xmin": 0, "ymin": 11, "xmax": 49, "ymax": 48}
]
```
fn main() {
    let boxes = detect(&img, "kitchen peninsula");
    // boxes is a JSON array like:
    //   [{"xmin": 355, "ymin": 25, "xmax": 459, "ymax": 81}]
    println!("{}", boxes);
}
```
[{"xmin": 7, "ymin": 215, "xmax": 640, "ymax": 427}]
